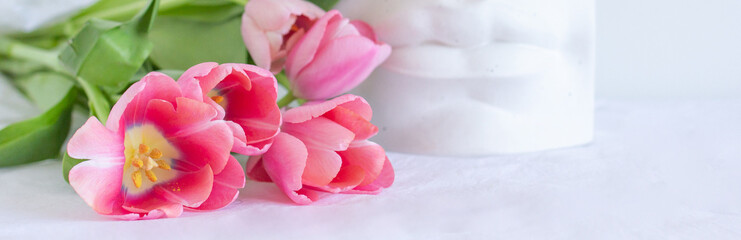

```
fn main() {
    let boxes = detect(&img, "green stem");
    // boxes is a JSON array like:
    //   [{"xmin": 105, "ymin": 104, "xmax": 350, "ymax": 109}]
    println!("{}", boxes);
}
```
[
  {"xmin": 275, "ymin": 71, "xmax": 291, "ymax": 90},
  {"xmin": 0, "ymin": 37, "xmax": 64, "ymax": 72},
  {"xmin": 277, "ymin": 91, "xmax": 297, "ymax": 108},
  {"xmin": 77, "ymin": 78, "xmax": 111, "ymax": 123}
]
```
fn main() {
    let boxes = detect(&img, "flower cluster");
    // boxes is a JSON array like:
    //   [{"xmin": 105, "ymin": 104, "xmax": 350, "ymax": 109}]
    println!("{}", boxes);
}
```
[{"xmin": 66, "ymin": 0, "xmax": 394, "ymax": 219}]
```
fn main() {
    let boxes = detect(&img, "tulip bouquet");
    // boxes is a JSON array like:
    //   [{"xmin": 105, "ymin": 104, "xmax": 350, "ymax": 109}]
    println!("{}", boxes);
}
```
[{"xmin": 0, "ymin": 0, "xmax": 394, "ymax": 219}]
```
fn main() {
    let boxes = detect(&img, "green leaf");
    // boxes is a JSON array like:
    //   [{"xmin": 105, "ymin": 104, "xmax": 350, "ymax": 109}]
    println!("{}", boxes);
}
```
[
  {"xmin": 72, "ymin": 0, "xmax": 153, "ymax": 23},
  {"xmin": 78, "ymin": 78, "xmax": 113, "ymax": 123},
  {"xmin": 229, "ymin": 0, "xmax": 248, "ymax": 6},
  {"xmin": 307, "ymin": 0, "xmax": 340, "ymax": 11},
  {"xmin": 62, "ymin": 152, "xmax": 87, "ymax": 183},
  {"xmin": 59, "ymin": 0, "xmax": 160, "ymax": 88},
  {"xmin": 158, "ymin": 1, "xmax": 244, "ymax": 22},
  {"xmin": 0, "ymin": 74, "xmax": 77, "ymax": 167},
  {"xmin": 71, "ymin": 0, "xmax": 188, "ymax": 25},
  {"xmin": 16, "ymin": 72, "xmax": 76, "ymax": 112},
  {"xmin": 148, "ymin": 15, "xmax": 246, "ymax": 69}
]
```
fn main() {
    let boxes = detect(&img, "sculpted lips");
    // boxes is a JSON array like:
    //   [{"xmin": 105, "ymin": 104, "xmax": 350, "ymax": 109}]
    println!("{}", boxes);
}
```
[{"xmin": 356, "ymin": 0, "xmax": 565, "ymax": 79}]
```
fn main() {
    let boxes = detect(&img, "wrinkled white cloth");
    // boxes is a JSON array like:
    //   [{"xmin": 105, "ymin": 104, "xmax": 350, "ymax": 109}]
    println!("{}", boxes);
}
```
[
  {"xmin": 0, "ymin": 0, "xmax": 95, "ymax": 34},
  {"xmin": 0, "ymin": 90, "xmax": 739, "ymax": 238}
]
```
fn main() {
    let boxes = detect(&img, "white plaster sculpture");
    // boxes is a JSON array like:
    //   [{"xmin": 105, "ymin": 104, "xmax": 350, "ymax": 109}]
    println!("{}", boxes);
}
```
[{"xmin": 335, "ymin": 0, "xmax": 595, "ymax": 156}]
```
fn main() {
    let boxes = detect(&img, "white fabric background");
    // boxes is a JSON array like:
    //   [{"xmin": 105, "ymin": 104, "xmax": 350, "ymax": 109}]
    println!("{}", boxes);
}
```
[{"xmin": 1, "ymin": 0, "xmax": 741, "ymax": 239}]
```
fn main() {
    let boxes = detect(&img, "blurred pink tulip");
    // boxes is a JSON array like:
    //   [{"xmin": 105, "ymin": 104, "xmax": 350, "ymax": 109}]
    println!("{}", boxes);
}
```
[
  {"xmin": 241, "ymin": 0, "xmax": 325, "ymax": 73},
  {"xmin": 246, "ymin": 94, "xmax": 394, "ymax": 205},
  {"xmin": 285, "ymin": 10, "xmax": 391, "ymax": 100}
]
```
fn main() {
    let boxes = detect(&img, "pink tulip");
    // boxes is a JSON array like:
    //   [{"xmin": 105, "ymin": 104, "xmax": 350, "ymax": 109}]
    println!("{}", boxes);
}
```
[
  {"xmin": 241, "ymin": 0, "xmax": 325, "ymax": 73},
  {"xmin": 245, "ymin": 94, "xmax": 394, "ymax": 204},
  {"xmin": 178, "ymin": 62, "xmax": 281, "ymax": 156},
  {"xmin": 67, "ymin": 72, "xmax": 244, "ymax": 219},
  {"xmin": 284, "ymin": 10, "xmax": 391, "ymax": 100}
]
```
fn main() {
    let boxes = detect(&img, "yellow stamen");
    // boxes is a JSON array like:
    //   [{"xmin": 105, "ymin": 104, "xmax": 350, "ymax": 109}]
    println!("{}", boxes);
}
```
[
  {"xmin": 146, "ymin": 157, "xmax": 158, "ymax": 170},
  {"xmin": 149, "ymin": 148, "xmax": 163, "ymax": 159},
  {"xmin": 156, "ymin": 160, "xmax": 171, "ymax": 170},
  {"xmin": 211, "ymin": 95, "xmax": 224, "ymax": 103},
  {"xmin": 138, "ymin": 144, "xmax": 150, "ymax": 154},
  {"xmin": 132, "ymin": 171, "xmax": 142, "ymax": 188},
  {"xmin": 132, "ymin": 157, "xmax": 144, "ymax": 168},
  {"xmin": 145, "ymin": 170, "xmax": 158, "ymax": 182},
  {"xmin": 291, "ymin": 24, "xmax": 299, "ymax": 31}
]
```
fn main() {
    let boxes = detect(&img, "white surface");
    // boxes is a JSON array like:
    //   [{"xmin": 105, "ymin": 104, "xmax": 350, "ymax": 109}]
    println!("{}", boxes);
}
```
[
  {"xmin": 336, "ymin": 0, "xmax": 594, "ymax": 155},
  {"xmin": 597, "ymin": 0, "xmax": 741, "ymax": 99},
  {"xmin": 1, "ymin": 99, "xmax": 740, "ymax": 239}
]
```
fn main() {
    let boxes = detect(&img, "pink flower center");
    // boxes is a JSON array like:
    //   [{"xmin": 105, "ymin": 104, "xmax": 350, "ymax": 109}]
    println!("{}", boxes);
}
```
[
  {"xmin": 129, "ymin": 143, "xmax": 170, "ymax": 188},
  {"xmin": 281, "ymin": 15, "xmax": 314, "ymax": 50},
  {"xmin": 123, "ymin": 125, "xmax": 179, "ymax": 193},
  {"xmin": 207, "ymin": 90, "xmax": 228, "ymax": 110}
]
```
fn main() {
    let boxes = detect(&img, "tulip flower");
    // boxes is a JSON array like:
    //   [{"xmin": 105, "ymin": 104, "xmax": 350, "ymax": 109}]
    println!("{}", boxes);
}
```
[
  {"xmin": 178, "ymin": 62, "xmax": 281, "ymax": 156},
  {"xmin": 245, "ymin": 94, "xmax": 394, "ymax": 204},
  {"xmin": 67, "ymin": 72, "xmax": 244, "ymax": 219},
  {"xmin": 284, "ymin": 10, "xmax": 391, "ymax": 100},
  {"xmin": 241, "ymin": 0, "xmax": 325, "ymax": 73}
]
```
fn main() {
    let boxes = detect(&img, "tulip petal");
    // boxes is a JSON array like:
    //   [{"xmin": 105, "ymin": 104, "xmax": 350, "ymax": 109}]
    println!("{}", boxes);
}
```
[
  {"xmin": 286, "ymin": 11, "xmax": 342, "ymax": 79},
  {"xmin": 349, "ymin": 20, "xmax": 379, "ymax": 42},
  {"xmin": 336, "ymin": 95, "xmax": 373, "ymax": 121},
  {"xmin": 124, "ymin": 165, "xmax": 214, "ymax": 211},
  {"xmin": 106, "ymin": 80, "xmax": 144, "ymax": 132},
  {"xmin": 324, "ymin": 164, "xmax": 366, "ymax": 192},
  {"xmin": 189, "ymin": 156, "xmax": 245, "ymax": 210},
  {"xmin": 260, "ymin": 132, "xmax": 313, "ymax": 204},
  {"xmin": 245, "ymin": 155, "xmax": 273, "ymax": 182},
  {"xmin": 291, "ymin": 36, "xmax": 380, "ymax": 100},
  {"xmin": 323, "ymin": 106, "xmax": 378, "ymax": 141},
  {"xmin": 69, "ymin": 159, "xmax": 126, "ymax": 215},
  {"xmin": 227, "ymin": 121, "xmax": 271, "ymax": 155},
  {"xmin": 154, "ymin": 165, "xmax": 215, "ymax": 208},
  {"xmin": 153, "ymin": 204, "xmax": 184, "ymax": 218},
  {"xmin": 119, "ymin": 203, "xmax": 183, "ymax": 219},
  {"xmin": 178, "ymin": 62, "xmax": 220, "ymax": 101},
  {"xmin": 242, "ymin": 16, "xmax": 273, "ymax": 71},
  {"xmin": 219, "ymin": 64, "xmax": 281, "ymax": 147},
  {"xmin": 67, "ymin": 117, "xmax": 124, "ymax": 160},
  {"xmin": 144, "ymin": 97, "xmax": 218, "ymax": 136},
  {"xmin": 282, "ymin": 116, "xmax": 354, "ymax": 151},
  {"xmin": 244, "ymin": 0, "xmax": 293, "ymax": 31},
  {"xmin": 283, "ymin": 94, "xmax": 370, "ymax": 124},
  {"xmin": 170, "ymin": 120, "xmax": 233, "ymax": 174},
  {"xmin": 107, "ymin": 72, "xmax": 182, "ymax": 132},
  {"xmin": 177, "ymin": 63, "xmax": 229, "ymax": 120},
  {"xmin": 337, "ymin": 141, "xmax": 386, "ymax": 186},
  {"xmin": 345, "ymin": 157, "xmax": 395, "ymax": 194},
  {"xmin": 301, "ymin": 146, "xmax": 342, "ymax": 188}
]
